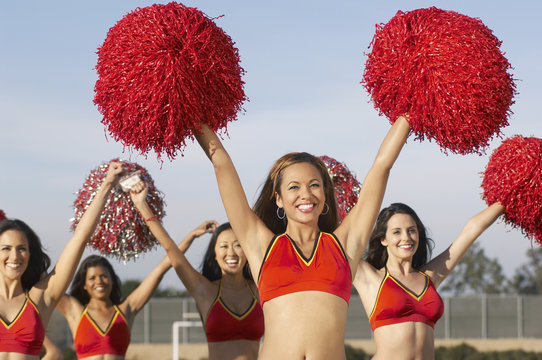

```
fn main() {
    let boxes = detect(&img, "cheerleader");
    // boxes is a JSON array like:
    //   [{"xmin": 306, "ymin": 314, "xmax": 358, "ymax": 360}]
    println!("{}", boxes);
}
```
[
  {"xmin": 56, "ymin": 220, "xmax": 213, "ymax": 360},
  {"xmin": 0, "ymin": 161, "xmax": 123, "ymax": 360},
  {"xmin": 354, "ymin": 202, "xmax": 504, "ymax": 359},
  {"xmin": 131, "ymin": 185, "xmax": 264, "ymax": 360},
  {"xmin": 193, "ymin": 116, "xmax": 410, "ymax": 359}
]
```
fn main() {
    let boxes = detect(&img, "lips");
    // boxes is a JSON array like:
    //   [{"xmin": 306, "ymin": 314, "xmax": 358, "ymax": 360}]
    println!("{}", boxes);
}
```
[
  {"xmin": 6, "ymin": 263, "xmax": 21, "ymax": 270},
  {"xmin": 297, "ymin": 203, "xmax": 315, "ymax": 212}
]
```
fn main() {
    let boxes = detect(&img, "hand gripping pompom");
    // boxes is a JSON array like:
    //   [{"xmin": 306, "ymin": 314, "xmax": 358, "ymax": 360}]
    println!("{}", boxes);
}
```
[
  {"xmin": 482, "ymin": 136, "xmax": 542, "ymax": 244},
  {"xmin": 71, "ymin": 160, "xmax": 166, "ymax": 261},
  {"xmin": 363, "ymin": 7, "xmax": 516, "ymax": 155},
  {"xmin": 319, "ymin": 155, "xmax": 361, "ymax": 222},
  {"xmin": 94, "ymin": 2, "xmax": 247, "ymax": 161}
]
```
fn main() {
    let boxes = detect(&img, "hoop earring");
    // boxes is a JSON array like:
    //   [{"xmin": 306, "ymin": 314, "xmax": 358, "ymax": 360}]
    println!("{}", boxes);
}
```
[
  {"xmin": 276, "ymin": 207, "xmax": 285, "ymax": 220},
  {"xmin": 321, "ymin": 203, "xmax": 329, "ymax": 215}
]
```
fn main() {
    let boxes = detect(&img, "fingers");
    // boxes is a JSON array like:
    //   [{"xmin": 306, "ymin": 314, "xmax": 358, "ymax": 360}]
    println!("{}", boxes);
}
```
[
  {"xmin": 130, "ymin": 180, "xmax": 146, "ymax": 193},
  {"xmin": 205, "ymin": 220, "xmax": 219, "ymax": 233}
]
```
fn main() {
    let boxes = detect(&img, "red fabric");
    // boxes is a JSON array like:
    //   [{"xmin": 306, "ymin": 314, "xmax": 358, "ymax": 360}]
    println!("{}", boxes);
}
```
[
  {"xmin": 74, "ymin": 305, "xmax": 130, "ymax": 359},
  {"xmin": 319, "ymin": 155, "xmax": 361, "ymax": 222},
  {"xmin": 363, "ymin": 7, "xmax": 515, "ymax": 155},
  {"xmin": 0, "ymin": 295, "xmax": 44, "ymax": 356},
  {"xmin": 258, "ymin": 232, "xmax": 351, "ymax": 305},
  {"xmin": 482, "ymin": 135, "xmax": 542, "ymax": 244},
  {"xmin": 204, "ymin": 280, "xmax": 264, "ymax": 342},
  {"xmin": 369, "ymin": 269, "xmax": 443, "ymax": 331},
  {"xmin": 94, "ymin": 2, "xmax": 247, "ymax": 161}
]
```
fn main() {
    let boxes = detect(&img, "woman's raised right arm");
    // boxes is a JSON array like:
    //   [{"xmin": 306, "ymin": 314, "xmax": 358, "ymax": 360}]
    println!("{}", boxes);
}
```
[
  {"xmin": 39, "ymin": 162, "xmax": 123, "ymax": 313},
  {"xmin": 195, "ymin": 124, "xmax": 272, "ymax": 263},
  {"xmin": 130, "ymin": 184, "xmax": 212, "ymax": 301}
]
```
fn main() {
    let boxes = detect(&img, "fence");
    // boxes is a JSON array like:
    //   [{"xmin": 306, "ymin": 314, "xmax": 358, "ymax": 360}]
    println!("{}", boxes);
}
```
[{"xmin": 48, "ymin": 294, "xmax": 542, "ymax": 347}]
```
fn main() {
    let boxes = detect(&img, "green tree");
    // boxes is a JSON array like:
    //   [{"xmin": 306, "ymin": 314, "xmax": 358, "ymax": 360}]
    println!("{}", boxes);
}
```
[
  {"xmin": 508, "ymin": 247, "xmax": 542, "ymax": 294},
  {"xmin": 439, "ymin": 242, "xmax": 506, "ymax": 295}
]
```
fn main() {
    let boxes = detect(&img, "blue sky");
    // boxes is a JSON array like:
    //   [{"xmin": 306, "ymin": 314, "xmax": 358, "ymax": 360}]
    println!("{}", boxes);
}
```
[{"xmin": 1, "ymin": 0, "xmax": 540, "ymax": 289}]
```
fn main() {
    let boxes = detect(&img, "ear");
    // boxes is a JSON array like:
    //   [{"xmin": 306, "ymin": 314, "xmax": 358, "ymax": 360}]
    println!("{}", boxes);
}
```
[
  {"xmin": 380, "ymin": 237, "xmax": 388, "ymax": 247},
  {"xmin": 275, "ymin": 192, "xmax": 283, "ymax": 209}
]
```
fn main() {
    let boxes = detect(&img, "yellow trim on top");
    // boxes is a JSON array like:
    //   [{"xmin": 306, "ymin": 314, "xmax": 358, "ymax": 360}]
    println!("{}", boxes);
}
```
[
  {"xmin": 204, "ymin": 281, "xmax": 222, "ymax": 325},
  {"xmin": 206, "ymin": 278, "xmax": 258, "ymax": 322},
  {"xmin": 262, "ymin": 233, "xmax": 284, "ymax": 264},
  {"xmin": 0, "ymin": 298, "xmax": 28, "ymax": 329},
  {"xmin": 368, "ymin": 271, "xmax": 388, "ymax": 321},
  {"xmin": 289, "ymin": 233, "xmax": 321, "ymax": 267},
  {"xmin": 388, "ymin": 272, "xmax": 429, "ymax": 301},
  {"xmin": 218, "ymin": 298, "xmax": 257, "ymax": 321},
  {"xmin": 81, "ymin": 305, "xmax": 125, "ymax": 336}
]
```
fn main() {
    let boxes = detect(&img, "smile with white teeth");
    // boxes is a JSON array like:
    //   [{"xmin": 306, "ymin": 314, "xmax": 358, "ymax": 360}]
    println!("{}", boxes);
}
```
[
  {"xmin": 6, "ymin": 263, "xmax": 21, "ymax": 270},
  {"xmin": 297, "ymin": 204, "xmax": 314, "ymax": 211},
  {"xmin": 225, "ymin": 259, "xmax": 238, "ymax": 264}
]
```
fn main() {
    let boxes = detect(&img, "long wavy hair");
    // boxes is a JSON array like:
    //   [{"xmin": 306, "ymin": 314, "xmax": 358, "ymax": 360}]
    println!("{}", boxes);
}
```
[
  {"xmin": 365, "ymin": 203, "xmax": 434, "ymax": 270},
  {"xmin": 252, "ymin": 152, "xmax": 339, "ymax": 234},
  {"xmin": 0, "ymin": 219, "xmax": 51, "ymax": 291},
  {"xmin": 69, "ymin": 255, "xmax": 122, "ymax": 305},
  {"xmin": 200, "ymin": 223, "xmax": 252, "ymax": 282}
]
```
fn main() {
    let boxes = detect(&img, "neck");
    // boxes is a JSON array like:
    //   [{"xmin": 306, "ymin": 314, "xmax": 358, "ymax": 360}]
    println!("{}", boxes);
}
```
[
  {"xmin": 220, "ymin": 273, "xmax": 246, "ymax": 290},
  {"xmin": 87, "ymin": 297, "xmax": 114, "ymax": 309},
  {"xmin": 386, "ymin": 258, "xmax": 415, "ymax": 276},
  {"xmin": 0, "ymin": 278, "xmax": 25, "ymax": 300},
  {"xmin": 285, "ymin": 222, "xmax": 319, "ymax": 244}
]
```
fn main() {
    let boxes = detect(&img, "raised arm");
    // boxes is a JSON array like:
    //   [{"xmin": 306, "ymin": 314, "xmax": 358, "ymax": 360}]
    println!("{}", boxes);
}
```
[
  {"xmin": 195, "ymin": 124, "xmax": 272, "ymax": 265},
  {"xmin": 129, "ymin": 183, "xmax": 215, "ymax": 303},
  {"xmin": 121, "ymin": 219, "xmax": 218, "ymax": 319},
  {"xmin": 423, "ymin": 202, "xmax": 505, "ymax": 287},
  {"xmin": 336, "ymin": 116, "xmax": 410, "ymax": 272},
  {"xmin": 40, "ymin": 162, "xmax": 123, "ymax": 311}
]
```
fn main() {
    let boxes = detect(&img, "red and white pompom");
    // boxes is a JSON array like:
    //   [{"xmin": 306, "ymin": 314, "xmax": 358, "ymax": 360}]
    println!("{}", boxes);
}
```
[
  {"xmin": 0, "ymin": 210, "xmax": 6, "ymax": 222},
  {"xmin": 482, "ymin": 136, "xmax": 542, "ymax": 244},
  {"xmin": 71, "ymin": 160, "xmax": 165, "ymax": 261},
  {"xmin": 94, "ymin": 2, "xmax": 247, "ymax": 161},
  {"xmin": 363, "ymin": 7, "xmax": 516, "ymax": 155},
  {"xmin": 319, "ymin": 155, "xmax": 361, "ymax": 222}
]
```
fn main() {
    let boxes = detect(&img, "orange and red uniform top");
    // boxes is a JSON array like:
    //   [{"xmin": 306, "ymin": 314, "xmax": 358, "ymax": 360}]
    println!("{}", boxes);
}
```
[
  {"xmin": 0, "ymin": 294, "xmax": 44, "ymax": 356},
  {"xmin": 204, "ymin": 279, "xmax": 265, "ymax": 342},
  {"xmin": 74, "ymin": 305, "xmax": 130, "ymax": 359},
  {"xmin": 258, "ymin": 232, "xmax": 352, "ymax": 305},
  {"xmin": 369, "ymin": 268, "xmax": 444, "ymax": 331}
]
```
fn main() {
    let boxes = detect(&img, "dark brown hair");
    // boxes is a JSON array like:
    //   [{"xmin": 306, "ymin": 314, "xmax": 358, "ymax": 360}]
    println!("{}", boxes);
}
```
[
  {"xmin": 365, "ymin": 203, "xmax": 434, "ymax": 269},
  {"xmin": 253, "ymin": 152, "xmax": 339, "ymax": 234}
]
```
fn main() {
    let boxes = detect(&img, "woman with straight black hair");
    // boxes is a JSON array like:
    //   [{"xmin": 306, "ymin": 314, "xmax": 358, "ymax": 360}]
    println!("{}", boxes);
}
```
[{"xmin": 130, "ymin": 182, "xmax": 264, "ymax": 360}]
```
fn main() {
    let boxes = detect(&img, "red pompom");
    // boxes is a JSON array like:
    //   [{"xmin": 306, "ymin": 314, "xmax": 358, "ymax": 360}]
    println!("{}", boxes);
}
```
[
  {"xmin": 363, "ymin": 7, "xmax": 516, "ymax": 155},
  {"xmin": 482, "ymin": 136, "xmax": 542, "ymax": 244},
  {"xmin": 0, "ymin": 210, "xmax": 6, "ymax": 222},
  {"xmin": 94, "ymin": 2, "xmax": 247, "ymax": 160},
  {"xmin": 319, "ymin": 155, "xmax": 361, "ymax": 222},
  {"xmin": 72, "ymin": 160, "xmax": 165, "ymax": 261}
]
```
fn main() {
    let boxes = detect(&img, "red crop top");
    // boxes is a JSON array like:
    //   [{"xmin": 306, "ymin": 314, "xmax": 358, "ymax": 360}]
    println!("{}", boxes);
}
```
[
  {"xmin": 258, "ymin": 232, "xmax": 352, "ymax": 305},
  {"xmin": 0, "ymin": 294, "xmax": 44, "ymax": 356},
  {"xmin": 74, "ymin": 305, "xmax": 131, "ymax": 358},
  {"xmin": 204, "ymin": 279, "xmax": 265, "ymax": 342},
  {"xmin": 369, "ymin": 268, "xmax": 444, "ymax": 331}
]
